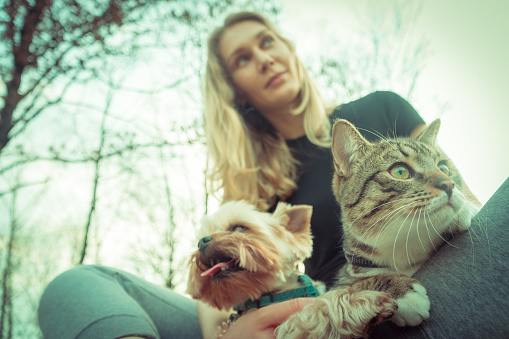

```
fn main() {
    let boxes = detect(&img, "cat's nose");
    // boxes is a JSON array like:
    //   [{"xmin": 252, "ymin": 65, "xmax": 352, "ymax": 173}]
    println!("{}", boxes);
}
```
[
  {"xmin": 436, "ymin": 179, "xmax": 454, "ymax": 198},
  {"xmin": 198, "ymin": 236, "xmax": 213, "ymax": 253}
]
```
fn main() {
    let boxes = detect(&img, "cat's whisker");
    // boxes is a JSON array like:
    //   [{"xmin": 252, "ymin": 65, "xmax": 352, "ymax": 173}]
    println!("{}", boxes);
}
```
[
  {"xmin": 369, "ymin": 200, "xmax": 418, "ymax": 270},
  {"xmin": 464, "ymin": 215, "xmax": 481, "ymax": 241},
  {"xmin": 349, "ymin": 198, "xmax": 412, "ymax": 261},
  {"xmin": 467, "ymin": 211, "xmax": 490, "ymax": 265},
  {"xmin": 466, "ymin": 224, "xmax": 476, "ymax": 265},
  {"xmin": 392, "ymin": 201, "xmax": 420, "ymax": 274},
  {"xmin": 342, "ymin": 199, "xmax": 407, "ymax": 249},
  {"xmin": 372, "ymin": 200, "xmax": 414, "ymax": 250},
  {"xmin": 415, "ymin": 207, "xmax": 427, "ymax": 253},
  {"xmin": 356, "ymin": 127, "xmax": 398, "ymax": 151},
  {"xmin": 376, "ymin": 207, "xmax": 409, "ymax": 247},
  {"xmin": 405, "ymin": 207, "xmax": 420, "ymax": 270},
  {"xmin": 424, "ymin": 207, "xmax": 459, "ymax": 249},
  {"xmin": 463, "ymin": 216, "xmax": 484, "ymax": 266},
  {"xmin": 422, "ymin": 207, "xmax": 437, "ymax": 252},
  {"xmin": 376, "ymin": 199, "xmax": 418, "ymax": 238},
  {"xmin": 376, "ymin": 198, "xmax": 414, "ymax": 227},
  {"xmin": 352, "ymin": 196, "xmax": 412, "ymax": 226}
]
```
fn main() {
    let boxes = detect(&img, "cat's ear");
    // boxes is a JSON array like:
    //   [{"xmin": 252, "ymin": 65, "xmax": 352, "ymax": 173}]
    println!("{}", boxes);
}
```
[
  {"xmin": 416, "ymin": 119, "xmax": 441, "ymax": 146},
  {"xmin": 332, "ymin": 119, "xmax": 370, "ymax": 177}
]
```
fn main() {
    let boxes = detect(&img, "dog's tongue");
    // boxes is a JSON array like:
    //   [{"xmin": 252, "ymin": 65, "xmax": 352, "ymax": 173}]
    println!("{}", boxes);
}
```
[{"xmin": 201, "ymin": 262, "xmax": 230, "ymax": 277}]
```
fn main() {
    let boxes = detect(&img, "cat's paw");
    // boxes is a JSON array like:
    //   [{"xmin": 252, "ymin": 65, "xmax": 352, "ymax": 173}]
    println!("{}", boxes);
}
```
[{"xmin": 392, "ymin": 284, "xmax": 430, "ymax": 326}]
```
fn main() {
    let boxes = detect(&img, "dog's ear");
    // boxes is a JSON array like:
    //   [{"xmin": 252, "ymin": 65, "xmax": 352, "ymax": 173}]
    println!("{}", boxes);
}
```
[{"xmin": 274, "ymin": 203, "xmax": 312, "ymax": 234}]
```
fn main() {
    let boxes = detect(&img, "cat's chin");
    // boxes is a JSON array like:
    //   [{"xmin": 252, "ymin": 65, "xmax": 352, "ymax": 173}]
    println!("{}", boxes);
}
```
[{"xmin": 427, "ymin": 190, "xmax": 464, "ymax": 213}]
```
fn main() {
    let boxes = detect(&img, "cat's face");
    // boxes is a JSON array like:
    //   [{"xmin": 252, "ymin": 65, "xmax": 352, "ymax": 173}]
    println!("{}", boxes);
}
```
[{"xmin": 331, "ymin": 119, "xmax": 478, "ymax": 258}]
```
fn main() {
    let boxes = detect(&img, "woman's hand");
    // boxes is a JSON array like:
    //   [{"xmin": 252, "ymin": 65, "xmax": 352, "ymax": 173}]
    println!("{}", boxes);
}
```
[{"xmin": 221, "ymin": 298, "xmax": 314, "ymax": 339}]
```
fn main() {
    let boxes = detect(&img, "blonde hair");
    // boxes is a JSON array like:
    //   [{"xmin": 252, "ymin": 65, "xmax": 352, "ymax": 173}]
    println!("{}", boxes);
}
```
[{"xmin": 204, "ymin": 11, "xmax": 331, "ymax": 210}]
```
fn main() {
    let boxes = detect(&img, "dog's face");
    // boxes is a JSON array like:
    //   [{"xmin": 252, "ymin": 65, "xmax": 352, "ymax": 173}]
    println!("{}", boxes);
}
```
[{"xmin": 186, "ymin": 200, "xmax": 313, "ymax": 310}]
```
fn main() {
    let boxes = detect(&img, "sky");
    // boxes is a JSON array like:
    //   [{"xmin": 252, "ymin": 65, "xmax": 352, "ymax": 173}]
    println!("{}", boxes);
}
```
[{"xmin": 275, "ymin": 0, "xmax": 509, "ymax": 204}]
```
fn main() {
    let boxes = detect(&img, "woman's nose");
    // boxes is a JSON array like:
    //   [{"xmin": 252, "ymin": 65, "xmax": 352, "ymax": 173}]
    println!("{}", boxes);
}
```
[{"xmin": 255, "ymin": 51, "xmax": 274, "ymax": 72}]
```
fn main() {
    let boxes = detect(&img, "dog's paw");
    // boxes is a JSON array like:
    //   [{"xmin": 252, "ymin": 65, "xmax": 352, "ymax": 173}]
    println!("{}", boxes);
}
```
[
  {"xmin": 370, "ymin": 292, "xmax": 399, "ymax": 324},
  {"xmin": 392, "ymin": 284, "xmax": 430, "ymax": 326},
  {"xmin": 276, "ymin": 288, "xmax": 396, "ymax": 339},
  {"xmin": 363, "ymin": 292, "xmax": 398, "ymax": 335}
]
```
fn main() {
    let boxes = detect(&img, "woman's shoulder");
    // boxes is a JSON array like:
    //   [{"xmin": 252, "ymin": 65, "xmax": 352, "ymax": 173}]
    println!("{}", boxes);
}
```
[
  {"xmin": 331, "ymin": 91, "xmax": 397, "ymax": 122},
  {"xmin": 333, "ymin": 91, "xmax": 404, "ymax": 114},
  {"xmin": 330, "ymin": 91, "xmax": 423, "ymax": 140}
]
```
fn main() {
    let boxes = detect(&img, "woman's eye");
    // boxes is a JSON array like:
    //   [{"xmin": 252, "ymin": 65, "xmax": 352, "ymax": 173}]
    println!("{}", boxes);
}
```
[
  {"xmin": 389, "ymin": 164, "xmax": 412, "ymax": 179},
  {"xmin": 236, "ymin": 55, "xmax": 249, "ymax": 67},
  {"xmin": 230, "ymin": 225, "xmax": 247, "ymax": 232},
  {"xmin": 262, "ymin": 36, "xmax": 274, "ymax": 48},
  {"xmin": 438, "ymin": 163, "xmax": 450, "ymax": 175}
]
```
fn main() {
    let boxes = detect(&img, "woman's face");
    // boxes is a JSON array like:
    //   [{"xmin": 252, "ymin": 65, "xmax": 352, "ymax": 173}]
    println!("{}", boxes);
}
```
[{"xmin": 219, "ymin": 20, "xmax": 301, "ymax": 112}]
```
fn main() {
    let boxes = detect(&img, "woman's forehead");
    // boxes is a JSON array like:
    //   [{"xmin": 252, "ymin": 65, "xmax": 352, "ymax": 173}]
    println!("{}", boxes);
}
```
[{"xmin": 219, "ymin": 20, "xmax": 268, "ymax": 61}]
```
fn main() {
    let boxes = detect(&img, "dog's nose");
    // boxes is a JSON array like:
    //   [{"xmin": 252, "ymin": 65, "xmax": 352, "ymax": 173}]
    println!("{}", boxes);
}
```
[{"xmin": 198, "ymin": 236, "xmax": 213, "ymax": 252}]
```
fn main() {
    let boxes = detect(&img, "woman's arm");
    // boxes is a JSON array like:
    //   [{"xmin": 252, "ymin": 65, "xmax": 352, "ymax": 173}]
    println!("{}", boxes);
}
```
[
  {"xmin": 197, "ymin": 298, "xmax": 315, "ymax": 339},
  {"xmin": 222, "ymin": 298, "xmax": 315, "ymax": 339}
]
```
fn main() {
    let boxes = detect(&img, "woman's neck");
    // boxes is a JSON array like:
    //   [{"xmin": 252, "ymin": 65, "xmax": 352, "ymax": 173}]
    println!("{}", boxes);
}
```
[{"xmin": 260, "ymin": 107, "xmax": 306, "ymax": 140}]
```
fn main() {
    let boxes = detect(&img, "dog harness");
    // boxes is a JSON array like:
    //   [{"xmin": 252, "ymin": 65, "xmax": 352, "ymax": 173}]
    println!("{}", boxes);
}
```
[{"xmin": 231, "ymin": 274, "xmax": 320, "ymax": 320}]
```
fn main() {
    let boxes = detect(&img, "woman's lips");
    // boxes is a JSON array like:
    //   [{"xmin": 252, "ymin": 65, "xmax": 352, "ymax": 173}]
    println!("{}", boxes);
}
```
[{"xmin": 265, "ymin": 72, "xmax": 285, "ymax": 88}]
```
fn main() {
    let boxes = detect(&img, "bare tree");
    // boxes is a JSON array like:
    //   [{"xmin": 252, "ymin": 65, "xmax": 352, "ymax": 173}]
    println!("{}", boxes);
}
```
[
  {"xmin": 0, "ymin": 0, "xmax": 175, "ymax": 152},
  {"xmin": 77, "ymin": 89, "xmax": 112, "ymax": 264},
  {"xmin": 0, "ymin": 178, "xmax": 47, "ymax": 339},
  {"xmin": 306, "ymin": 1, "xmax": 430, "ymax": 105},
  {"xmin": 0, "ymin": 191, "xmax": 16, "ymax": 339}
]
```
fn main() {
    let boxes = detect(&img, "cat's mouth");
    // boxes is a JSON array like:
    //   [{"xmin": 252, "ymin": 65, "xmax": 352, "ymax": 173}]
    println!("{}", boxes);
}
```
[{"xmin": 427, "ymin": 192, "xmax": 461, "ymax": 213}]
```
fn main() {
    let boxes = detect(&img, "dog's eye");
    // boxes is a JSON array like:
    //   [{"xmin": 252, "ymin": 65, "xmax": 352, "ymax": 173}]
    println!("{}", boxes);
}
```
[{"xmin": 229, "ymin": 225, "xmax": 247, "ymax": 232}]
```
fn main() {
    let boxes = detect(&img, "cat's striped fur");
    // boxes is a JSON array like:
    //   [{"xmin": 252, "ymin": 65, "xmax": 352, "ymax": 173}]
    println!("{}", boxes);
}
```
[{"xmin": 331, "ymin": 119, "xmax": 480, "ymax": 327}]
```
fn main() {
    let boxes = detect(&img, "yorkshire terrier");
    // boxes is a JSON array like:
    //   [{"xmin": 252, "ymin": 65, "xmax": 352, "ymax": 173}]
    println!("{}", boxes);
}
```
[{"xmin": 187, "ymin": 200, "xmax": 398, "ymax": 338}]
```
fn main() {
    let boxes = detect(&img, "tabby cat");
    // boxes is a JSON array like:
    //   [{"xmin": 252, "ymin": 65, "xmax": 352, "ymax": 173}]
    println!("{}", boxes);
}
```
[{"xmin": 330, "ymin": 118, "xmax": 481, "ymax": 327}]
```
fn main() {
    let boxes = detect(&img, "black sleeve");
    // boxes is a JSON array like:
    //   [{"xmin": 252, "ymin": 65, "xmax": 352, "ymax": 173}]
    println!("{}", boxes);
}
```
[
  {"xmin": 332, "ymin": 91, "xmax": 425, "ymax": 142},
  {"xmin": 376, "ymin": 91, "xmax": 425, "ymax": 137}
]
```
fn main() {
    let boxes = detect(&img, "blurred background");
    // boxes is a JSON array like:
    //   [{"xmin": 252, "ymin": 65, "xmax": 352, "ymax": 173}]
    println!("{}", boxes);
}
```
[{"xmin": 0, "ymin": 0, "xmax": 507, "ymax": 337}]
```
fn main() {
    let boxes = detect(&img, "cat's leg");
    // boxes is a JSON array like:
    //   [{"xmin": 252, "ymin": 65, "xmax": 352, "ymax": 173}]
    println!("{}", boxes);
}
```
[
  {"xmin": 275, "ymin": 287, "xmax": 397, "ymax": 339},
  {"xmin": 352, "ymin": 274, "xmax": 430, "ymax": 327}
]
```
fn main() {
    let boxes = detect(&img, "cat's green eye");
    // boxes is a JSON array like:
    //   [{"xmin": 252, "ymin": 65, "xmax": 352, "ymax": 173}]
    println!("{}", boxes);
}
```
[
  {"xmin": 389, "ymin": 164, "xmax": 412, "ymax": 179},
  {"xmin": 438, "ymin": 164, "xmax": 450, "ymax": 175}
]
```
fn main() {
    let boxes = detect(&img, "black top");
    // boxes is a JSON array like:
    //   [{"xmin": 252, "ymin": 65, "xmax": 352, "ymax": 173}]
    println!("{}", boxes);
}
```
[{"xmin": 285, "ymin": 91, "xmax": 425, "ymax": 288}]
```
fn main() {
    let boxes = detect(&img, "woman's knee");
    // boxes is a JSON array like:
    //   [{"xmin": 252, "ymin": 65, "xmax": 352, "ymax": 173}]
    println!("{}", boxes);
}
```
[{"xmin": 39, "ymin": 265, "xmax": 113, "ymax": 311}]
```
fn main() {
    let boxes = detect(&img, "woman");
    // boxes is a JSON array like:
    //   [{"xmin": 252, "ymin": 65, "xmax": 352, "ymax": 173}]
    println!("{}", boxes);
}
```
[{"xmin": 38, "ymin": 11, "xmax": 508, "ymax": 339}]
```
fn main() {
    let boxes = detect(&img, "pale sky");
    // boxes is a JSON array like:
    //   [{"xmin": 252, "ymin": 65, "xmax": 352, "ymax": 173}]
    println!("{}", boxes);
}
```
[{"xmin": 276, "ymin": 0, "xmax": 509, "ymax": 204}]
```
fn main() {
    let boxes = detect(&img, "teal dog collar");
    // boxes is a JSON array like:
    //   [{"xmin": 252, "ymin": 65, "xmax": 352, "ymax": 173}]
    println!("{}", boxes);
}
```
[{"xmin": 232, "ymin": 274, "xmax": 320, "ymax": 318}]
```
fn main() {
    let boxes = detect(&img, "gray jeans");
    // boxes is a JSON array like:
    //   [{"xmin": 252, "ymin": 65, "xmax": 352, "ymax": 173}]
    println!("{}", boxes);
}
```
[
  {"xmin": 38, "ymin": 265, "xmax": 202, "ymax": 339},
  {"xmin": 38, "ymin": 178, "xmax": 509, "ymax": 339}
]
